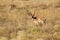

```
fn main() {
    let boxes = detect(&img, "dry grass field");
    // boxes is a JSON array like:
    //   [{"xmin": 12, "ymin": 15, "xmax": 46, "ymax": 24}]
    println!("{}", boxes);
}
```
[{"xmin": 0, "ymin": 0, "xmax": 60, "ymax": 40}]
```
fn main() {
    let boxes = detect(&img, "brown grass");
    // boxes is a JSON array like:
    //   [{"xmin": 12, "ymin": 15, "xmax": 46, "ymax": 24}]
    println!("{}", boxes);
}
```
[{"xmin": 0, "ymin": 0, "xmax": 60, "ymax": 40}]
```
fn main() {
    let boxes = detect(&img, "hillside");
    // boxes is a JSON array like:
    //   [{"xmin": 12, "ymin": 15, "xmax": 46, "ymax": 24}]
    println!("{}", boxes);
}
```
[{"xmin": 0, "ymin": 0, "xmax": 60, "ymax": 40}]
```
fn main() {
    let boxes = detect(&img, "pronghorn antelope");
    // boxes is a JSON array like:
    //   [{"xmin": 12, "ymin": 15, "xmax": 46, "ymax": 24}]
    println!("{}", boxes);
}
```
[
  {"xmin": 28, "ymin": 12, "xmax": 46, "ymax": 25},
  {"xmin": 33, "ymin": 16, "xmax": 46, "ymax": 26}
]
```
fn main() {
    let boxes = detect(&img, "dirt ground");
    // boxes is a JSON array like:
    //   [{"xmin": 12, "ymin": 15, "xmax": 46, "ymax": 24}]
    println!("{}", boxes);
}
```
[{"xmin": 0, "ymin": 0, "xmax": 60, "ymax": 40}]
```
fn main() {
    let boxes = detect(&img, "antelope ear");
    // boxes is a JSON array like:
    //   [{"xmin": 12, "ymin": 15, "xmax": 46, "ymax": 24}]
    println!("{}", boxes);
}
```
[{"xmin": 28, "ymin": 12, "xmax": 32, "ymax": 16}]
